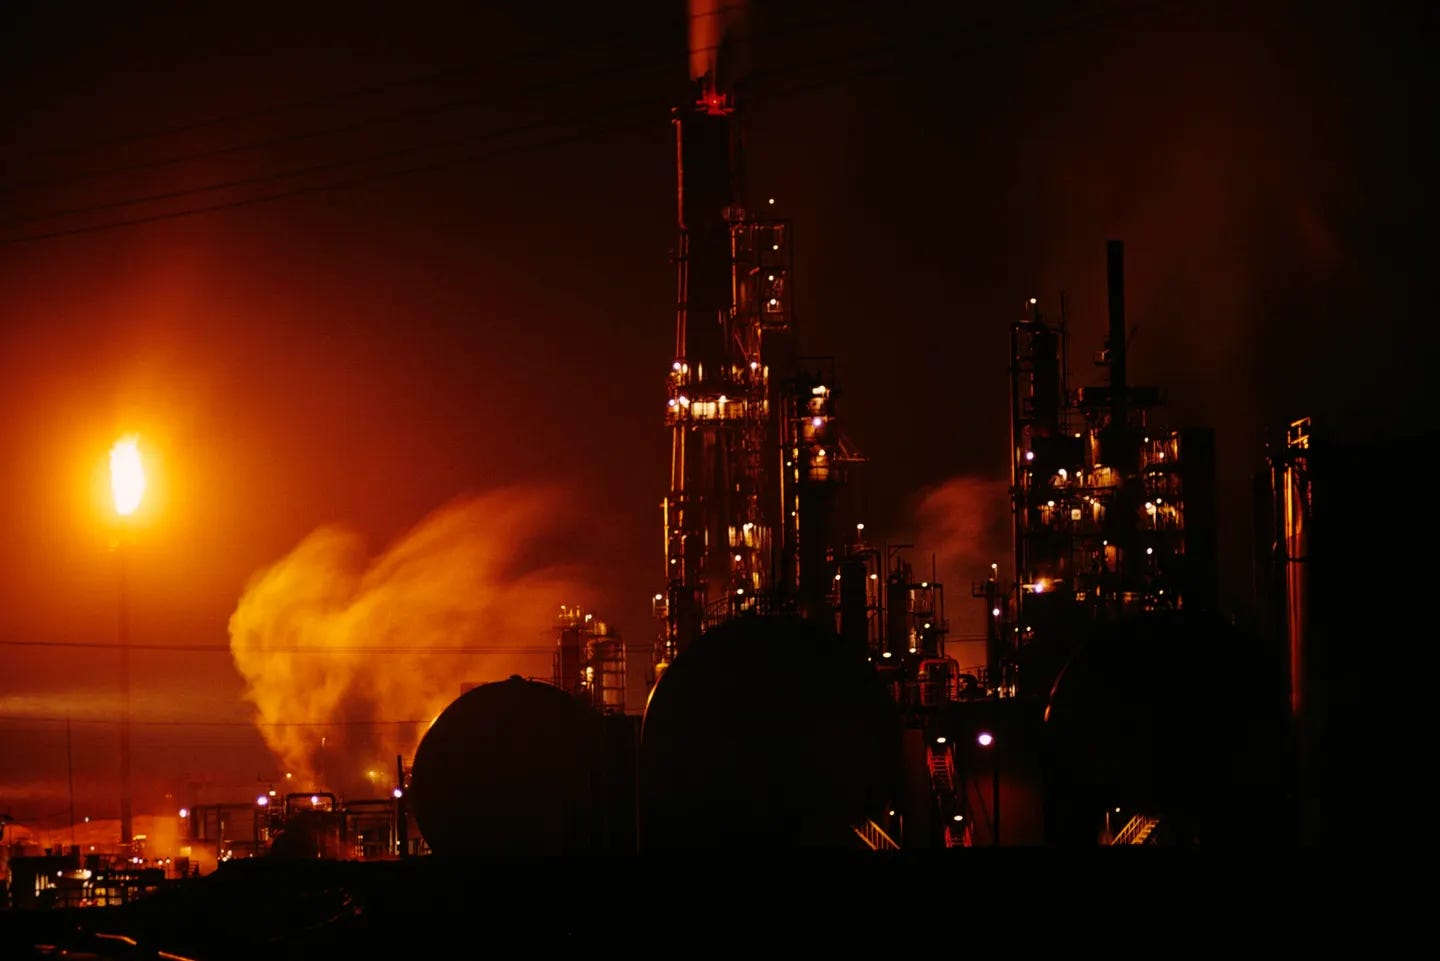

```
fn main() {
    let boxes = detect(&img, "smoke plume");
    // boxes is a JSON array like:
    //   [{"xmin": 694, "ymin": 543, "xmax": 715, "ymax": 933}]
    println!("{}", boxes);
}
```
[
  {"xmin": 911, "ymin": 475, "xmax": 1012, "ymax": 666},
  {"xmin": 227, "ymin": 487, "xmax": 594, "ymax": 798},
  {"xmin": 689, "ymin": 0, "xmax": 745, "ymax": 82}
]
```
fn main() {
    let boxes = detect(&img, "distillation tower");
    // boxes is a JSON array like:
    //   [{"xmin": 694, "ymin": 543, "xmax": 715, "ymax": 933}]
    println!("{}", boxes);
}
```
[
  {"xmin": 986, "ymin": 240, "xmax": 1218, "ymax": 698},
  {"xmin": 654, "ymin": 74, "xmax": 862, "ymax": 674}
]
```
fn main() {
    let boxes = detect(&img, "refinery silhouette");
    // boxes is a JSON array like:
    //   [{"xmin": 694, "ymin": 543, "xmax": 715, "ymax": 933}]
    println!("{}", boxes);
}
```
[{"xmin": 1, "ymin": 0, "xmax": 1421, "ymax": 954}]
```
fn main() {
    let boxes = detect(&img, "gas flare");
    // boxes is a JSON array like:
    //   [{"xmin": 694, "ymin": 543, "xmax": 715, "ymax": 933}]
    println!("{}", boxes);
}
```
[
  {"xmin": 110, "ymin": 436, "xmax": 145, "ymax": 516},
  {"xmin": 227, "ymin": 487, "xmax": 595, "ymax": 797}
]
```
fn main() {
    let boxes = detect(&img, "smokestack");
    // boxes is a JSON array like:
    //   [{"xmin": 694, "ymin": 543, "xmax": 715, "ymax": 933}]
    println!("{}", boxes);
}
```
[{"xmin": 1106, "ymin": 239, "xmax": 1127, "ymax": 427}]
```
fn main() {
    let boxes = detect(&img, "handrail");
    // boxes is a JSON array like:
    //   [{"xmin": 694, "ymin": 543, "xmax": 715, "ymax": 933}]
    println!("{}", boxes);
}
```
[
  {"xmin": 1111, "ymin": 814, "xmax": 1159, "ymax": 845},
  {"xmin": 853, "ymin": 819, "xmax": 900, "ymax": 851}
]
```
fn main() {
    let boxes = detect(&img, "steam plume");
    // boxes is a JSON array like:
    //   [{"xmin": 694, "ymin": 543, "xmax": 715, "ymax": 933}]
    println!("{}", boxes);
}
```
[
  {"xmin": 912, "ymin": 476, "xmax": 1012, "ymax": 664},
  {"xmin": 690, "ymin": 0, "xmax": 746, "ymax": 83},
  {"xmin": 227, "ymin": 487, "xmax": 594, "ymax": 797}
]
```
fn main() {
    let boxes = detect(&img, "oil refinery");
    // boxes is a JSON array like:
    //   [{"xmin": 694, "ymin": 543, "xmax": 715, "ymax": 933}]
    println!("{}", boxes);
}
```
[{"xmin": 0, "ymin": 0, "xmax": 1399, "ymax": 954}]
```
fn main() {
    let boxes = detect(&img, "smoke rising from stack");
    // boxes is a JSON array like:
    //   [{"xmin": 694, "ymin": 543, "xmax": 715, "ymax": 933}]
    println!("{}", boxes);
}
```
[
  {"xmin": 689, "ymin": 0, "xmax": 746, "ymax": 83},
  {"xmin": 227, "ymin": 488, "xmax": 595, "ymax": 798},
  {"xmin": 912, "ymin": 475, "xmax": 1011, "ymax": 659}
]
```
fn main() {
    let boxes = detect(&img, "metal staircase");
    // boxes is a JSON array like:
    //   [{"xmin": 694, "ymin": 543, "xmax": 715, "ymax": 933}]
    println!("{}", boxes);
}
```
[
  {"xmin": 1111, "ymin": 814, "xmax": 1160, "ymax": 845},
  {"xmin": 853, "ymin": 819, "xmax": 901, "ymax": 851}
]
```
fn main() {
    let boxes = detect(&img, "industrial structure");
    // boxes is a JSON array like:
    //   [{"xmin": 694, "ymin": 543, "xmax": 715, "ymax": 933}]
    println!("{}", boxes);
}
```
[
  {"xmin": 986, "ymin": 240, "xmax": 1218, "ymax": 700},
  {"xmin": 553, "ymin": 606, "xmax": 626, "ymax": 715},
  {"xmin": 654, "ymin": 71, "xmax": 869, "ymax": 675}
]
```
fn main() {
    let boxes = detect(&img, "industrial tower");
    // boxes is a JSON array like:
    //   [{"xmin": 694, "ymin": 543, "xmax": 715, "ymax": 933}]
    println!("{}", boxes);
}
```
[
  {"xmin": 991, "ymin": 240, "xmax": 1218, "ymax": 698},
  {"xmin": 654, "ymin": 74, "xmax": 860, "ymax": 674}
]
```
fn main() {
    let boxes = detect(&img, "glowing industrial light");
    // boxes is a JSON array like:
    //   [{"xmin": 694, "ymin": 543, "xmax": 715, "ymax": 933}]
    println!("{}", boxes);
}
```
[
  {"xmin": 1024, "ymin": 451, "xmax": 1035, "ymax": 462},
  {"xmin": 908, "ymin": 647, "xmax": 917, "ymax": 654},
  {"xmin": 1046, "ymin": 500, "xmax": 1055, "ymax": 508},
  {"xmin": 921, "ymin": 581, "xmax": 929, "ymax": 588},
  {"xmin": 768, "ymin": 274, "xmax": 775, "ymax": 281},
  {"xmin": 888, "ymin": 809, "xmax": 896, "ymax": 816},
  {"xmin": 1028, "ymin": 297, "xmax": 1037, "ymax": 305},
  {"xmin": 870, "ymin": 573, "xmax": 878, "ymax": 580},
  {"xmin": 750, "ymin": 361, "xmax": 759, "ymax": 370},
  {"xmin": 268, "ymin": 789, "xmax": 277, "ymax": 797},
  {"xmin": 1144, "ymin": 436, "xmax": 1150, "ymax": 443},
  {"xmin": 935, "ymin": 736, "xmax": 947, "ymax": 744},
  {"xmin": 952, "ymin": 814, "xmax": 965, "ymax": 822},
  {"xmin": 977, "ymin": 732, "xmax": 994, "ymax": 747},
  {"xmin": 1102, "ymin": 540, "xmax": 1108, "ymax": 546},
  {"xmin": 812, "ymin": 416, "xmax": 823, "ymax": 428},
  {"xmin": 1146, "ymin": 547, "xmax": 1154, "ymax": 555},
  {"xmin": 816, "ymin": 448, "xmax": 826, "ymax": 458},
  {"xmin": 834, "ymin": 573, "xmax": 841, "ymax": 581},
  {"xmin": 992, "ymin": 607, "xmax": 1001, "ymax": 617},
  {"xmin": 736, "ymin": 588, "xmax": 745, "ymax": 596},
  {"xmin": 84, "ymin": 816, "xmax": 90, "ymax": 823},
  {"xmin": 771, "ymin": 243, "xmax": 779, "ymax": 250},
  {"xmin": 718, "ymin": 394, "xmax": 728, "ymax": 404},
  {"xmin": 1058, "ymin": 468, "xmax": 1067, "ymax": 480},
  {"xmin": 991, "ymin": 562, "xmax": 998, "ymax": 570},
  {"xmin": 1074, "ymin": 432, "xmax": 1082, "ymax": 439},
  {"xmin": 768, "ymin": 197, "xmax": 775, "ymax": 205},
  {"xmin": 392, "ymin": 788, "xmax": 403, "ymax": 799},
  {"xmin": 256, "ymin": 796, "xmax": 268, "ymax": 807},
  {"xmin": 734, "ymin": 553, "xmax": 742, "ymax": 562},
  {"xmin": 310, "ymin": 795, "xmax": 320, "ymax": 805},
  {"xmin": 882, "ymin": 651, "xmax": 892, "ymax": 658},
  {"xmin": 109, "ymin": 436, "xmax": 145, "ymax": 517},
  {"xmin": 1115, "ymin": 807, "xmax": 1121, "ymax": 813},
  {"xmin": 743, "ymin": 522, "xmax": 754, "ymax": 532},
  {"xmin": 285, "ymin": 772, "xmax": 293, "ymax": 780},
  {"xmin": 667, "ymin": 399, "xmax": 677, "ymax": 408},
  {"xmin": 923, "ymin": 622, "xmax": 931, "ymax": 629},
  {"xmin": 178, "ymin": 808, "xmax": 189, "ymax": 819},
  {"xmin": 653, "ymin": 593, "xmax": 663, "ymax": 601},
  {"xmin": 769, "ymin": 298, "xmax": 779, "ymax": 306},
  {"xmin": 672, "ymin": 361, "xmax": 681, "ymax": 371},
  {"xmin": 677, "ymin": 395, "xmax": 690, "ymax": 406},
  {"xmin": 1145, "ymin": 501, "xmax": 1156, "ymax": 512},
  {"xmin": 811, "ymin": 384, "xmax": 827, "ymax": 395}
]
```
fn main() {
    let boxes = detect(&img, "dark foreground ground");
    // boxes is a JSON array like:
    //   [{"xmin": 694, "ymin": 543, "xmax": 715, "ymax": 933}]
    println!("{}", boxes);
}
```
[{"xmin": 0, "ymin": 849, "xmax": 1388, "ymax": 958}]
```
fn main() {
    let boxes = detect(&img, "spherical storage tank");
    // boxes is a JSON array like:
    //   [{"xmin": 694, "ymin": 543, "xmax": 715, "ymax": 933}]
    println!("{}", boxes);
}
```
[
  {"xmin": 639, "ymin": 615, "xmax": 901, "ymax": 851},
  {"xmin": 1041, "ymin": 611, "xmax": 1287, "ymax": 845},
  {"xmin": 408, "ymin": 675, "xmax": 605, "ymax": 856}
]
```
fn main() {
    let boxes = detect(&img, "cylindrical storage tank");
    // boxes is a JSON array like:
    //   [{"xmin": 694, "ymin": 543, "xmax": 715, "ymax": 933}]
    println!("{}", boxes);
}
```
[
  {"xmin": 1041, "ymin": 612, "xmax": 1288, "ymax": 846},
  {"xmin": 408, "ymin": 675, "xmax": 604, "ymax": 856},
  {"xmin": 639, "ymin": 615, "xmax": 901, "ymax": 851}
]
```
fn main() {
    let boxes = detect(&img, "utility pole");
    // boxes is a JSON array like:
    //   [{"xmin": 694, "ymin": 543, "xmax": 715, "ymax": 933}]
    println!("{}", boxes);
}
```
[{"xmin": 67, "ymin": 714, "xmax": 77, "ymax": 849}]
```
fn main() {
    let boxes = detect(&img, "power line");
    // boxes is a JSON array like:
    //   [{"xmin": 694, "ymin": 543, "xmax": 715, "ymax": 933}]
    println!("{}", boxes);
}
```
[
  {"xmin": 0, "ymin": 1, "xmax": 1185, "ymax": 246},
  {"xmin": 0, "ymin": 714, "xmax": 428, "ymax": 727},
  {"xmin": 0, "ymin": 637, "xmax": 550, "ymax": 653},
  {"xmin": 0, "ymin": 2, "xmax": 875, "ymax": 211},
  {"xmin": 0, "ymin": 49, "xmax": 888, "ymax": 247},
  {"xmin": 3, "ymin": 1, "xmax": 759, "ymax": 163}
]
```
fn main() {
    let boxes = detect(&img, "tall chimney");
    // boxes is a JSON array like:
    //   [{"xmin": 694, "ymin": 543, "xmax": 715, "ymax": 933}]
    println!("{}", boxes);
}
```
[{"xmin": 1106, "ymin": 239, "xmax": 1127, "ymax": 428}]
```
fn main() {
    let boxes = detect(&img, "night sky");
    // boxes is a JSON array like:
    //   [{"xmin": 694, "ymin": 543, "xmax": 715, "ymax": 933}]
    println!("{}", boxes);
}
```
[{"xmin": 0, "ymin": 0, "xmax": 1429, "ymax": 828}]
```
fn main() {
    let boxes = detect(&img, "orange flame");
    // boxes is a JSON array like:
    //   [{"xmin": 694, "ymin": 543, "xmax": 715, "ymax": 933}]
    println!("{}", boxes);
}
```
[{"xmin": 109, "ymin": 435, "xmax": 145, "ymax": 517}]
